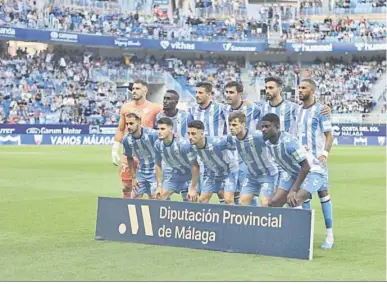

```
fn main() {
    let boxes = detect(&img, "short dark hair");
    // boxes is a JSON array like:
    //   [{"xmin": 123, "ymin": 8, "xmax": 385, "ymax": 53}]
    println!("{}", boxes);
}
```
[
  {"xmin": 125, "ymin": 112, "xmax": 141, "ymax": 122},
  {"xmin": 157, "ymin": 117, "xmax": 173, "ymax": 127},
  {"xmin": 188, "ymin": 120, "xmax": 205, "ymax": 130},
  {"xmin": 262, "ymin": 113, "xmax": 280, "ymax": 127},
  {"xmin": 133, "ymin": 79, "xmax": 149, "ymax": 89},
  {"xmin": 265, "ymin": 76, "xmax": 283, "ymax": 87},
  {"xmin": 196, "ymin": 82, "xmax": 213, "ymax": 93},
  {"xmin": 301, "ymin": 78, "xmax": 316, "ymax": 92},
  {"xmin": 225, "ymin": 81, "xmax": 243, "ymax": 93},
  {"xmin": 165, "ymin": 89, "xmax": 180, "ymax": 99},
  {"xmin": 228, "ymin": 111, "xmax": 246, "ymax": 124}
]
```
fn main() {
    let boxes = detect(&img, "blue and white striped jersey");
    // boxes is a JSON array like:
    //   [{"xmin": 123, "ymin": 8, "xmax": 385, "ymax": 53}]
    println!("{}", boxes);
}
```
[
  {"xmin": 155, "ymin": 109, "xmax": 193, "ymax": 138},
  {"xmin": 189, "ymin": 101, "xmax": 227, "ymax": 137},
  {"xmin": 122, "ymin": 127, "xmax": 159, "ymax": 174},
  {"xmin": 154, "ymin": 137, "xmax": 197, "ymax": 175},
  {"xmin": 231, "ymin": 131, "xmax": 278, "ymax": 177},
  {"xmin": 192, "ymin": 136, "xmax": 238, "ymax": 176},
  {"xmin": 265, "ymin": 131, "xmax": 325, "ymax": 176},
  {"xmin": 294, "ymin": 102, "xmax": 332, "ymax": 159},
  {"xmin": 224, "ymin": 101, "xmax": 261, "ymax": 132},
  {"xmin": 259, "ymin": 100, "xmax": 299, "ymax": 133}
]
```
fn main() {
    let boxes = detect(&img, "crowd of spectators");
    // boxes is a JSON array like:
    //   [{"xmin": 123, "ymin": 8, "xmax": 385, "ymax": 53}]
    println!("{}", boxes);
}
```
[
  {"xmin": 0, "ymin": 0, "xmax": 268, "ymax": 42},
  {"xmin": 0, "ymin": 47, "xmax": 385, "ymax": 125},
  {"xmin": 282, "ymin": 16, "xmax": 386, "ymax": 43},
  {"xmin": 1, "ymin": 0, "xmax": 386, "ymax": 43}
]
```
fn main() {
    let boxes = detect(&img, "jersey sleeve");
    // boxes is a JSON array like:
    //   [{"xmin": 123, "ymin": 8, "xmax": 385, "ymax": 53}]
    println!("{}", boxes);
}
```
[
  {"xmin": 122, "ymin": 136, "xmax": 133, "ymax": 158},
  {"xmin": 186, "ymin": 113, "xmax": 194, "ymax": 125},
  {"xmin": 252, "ymin": 104, "xmax": 261, "ymax": 121},
  {"xmin": 149, "ymin": 129, "xmax": 159, "ymax": 145},
  {"xmin": 319, "ymin": 113, "xmax": 333, "ymax": 133},
  {"xmin": 214, "ymin": 135, "xmax": 236, "ymax": 150},
  {"xmin": 288, "ymin": 102, "xmax": 301, "ymax": 135},
  {"xmin": 179, "ymin": 139, "xmax": 194, "ymax": 154},
  {"xmin": 154, "ymin": 113, "xmax": 160, "ymax": 130},
  {"xmin": 253, "ymin": 130, "xmax": 265, "ymax": 145},
  {"xmin": 220, "ymin": 105, "xmax": 228, "ymax": 135},
  {"xmin": 154, "ymin": 140, "xmax": 162, "ymax": 166},
  {"xmin": 287, "ymin": 139, "xmax": 307, "ymax": 164}
]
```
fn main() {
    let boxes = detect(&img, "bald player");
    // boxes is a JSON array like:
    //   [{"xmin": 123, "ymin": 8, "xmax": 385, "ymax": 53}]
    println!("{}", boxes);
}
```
[{"xmin": 111, "ymin": 79, "xmax": 162, "ymax": 198}]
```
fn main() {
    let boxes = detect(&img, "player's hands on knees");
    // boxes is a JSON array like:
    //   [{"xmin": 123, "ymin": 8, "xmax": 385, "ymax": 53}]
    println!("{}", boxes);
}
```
[
  {"xmin": 132, "ymin": 178, "xmax": 140, "ymax": 193},
  {"xmin": 155, "ymin": 185, "xmax": 162, "ymax": 200},
  {"xmin": 188, "ymin": 187, "xmax": 198, "ymax": 203},
  {"xmin": 287, "ymin": 190, "xmax": 299, "ymax": 207},
  {"xmin": 318, "ymin": 155, "xmax": 327, "ymax": 168}
]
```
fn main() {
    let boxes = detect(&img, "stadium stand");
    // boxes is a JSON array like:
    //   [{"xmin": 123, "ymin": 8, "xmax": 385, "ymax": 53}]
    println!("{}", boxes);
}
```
[
  {"xmin": 282, "ymin": 17, "xmax": 386, "ymax": 43},
  {"xmin": 0, "ymin": 0, "xmax": 385, "ymax": 124}
]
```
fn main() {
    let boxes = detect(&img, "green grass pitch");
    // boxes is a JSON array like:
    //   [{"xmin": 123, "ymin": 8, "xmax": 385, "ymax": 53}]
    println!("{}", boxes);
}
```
[{"xmin": 0, "ymin": 146, "xmax": 385, "ymax": 281}]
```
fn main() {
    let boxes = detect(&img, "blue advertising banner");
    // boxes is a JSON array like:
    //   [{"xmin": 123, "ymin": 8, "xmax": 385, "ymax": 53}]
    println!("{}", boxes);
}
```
[
  {"xmin": 0, "ymin": 124, "xmax": 117, "ymax": 135},
  {"xmin": 0, "ymin": 26, "xmax": 267, "ymax": 53},
  {"xmin": 95, "ymin": 197, "xmax": 315, "ymax": 260},
  {"xmin": 0, "ymin": 134, "xmax": 384, "ymax": 146},
  {"xmin": 1, "ymin": 26, "xmax": 385, "ymax": 53},
  {"xmin": 286, "ymin": 42, "xmax": 387, "ymax": 53},
  {"xmin": 332, "ymin": 124, "xmax": 386, "ymax": 137},
  {"xmin": 1, "ymin": 124, "xmax": 385, "ymax": 136},
  {"xmin": 0, "ymin": 134, "xmax": 114, "ymax": 145},
  {"xmin": 334, "ymin": 136, "xmax": 386, "ymax": 146}
]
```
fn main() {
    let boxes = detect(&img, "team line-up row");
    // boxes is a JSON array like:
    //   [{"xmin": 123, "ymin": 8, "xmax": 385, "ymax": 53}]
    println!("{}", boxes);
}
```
[{"xmin": 111, "ymin": 78, "xmax": 334, "ymax": 249}]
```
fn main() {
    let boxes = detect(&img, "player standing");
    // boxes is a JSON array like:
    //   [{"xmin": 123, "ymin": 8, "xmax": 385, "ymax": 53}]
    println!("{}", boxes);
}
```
[
  {"xmin": 228, "ymin": 112, "xmax": 278, "ymax": 206},
  {"xmin": 295, "ymin": 78, "xmax": 334, "ymax": 249},
  {"xmin": 154, "ymin": 117, "xmax": 200, "ymax": 201},
  {"xmin": 111, "ymin": 80, "xmax": 162, "ymax": 198},
  {"xmin": 261, "ymin": 113, "xmax": 328, "ymax": 211},
  {"xmin": 155, "ymin": 90, "xmax": 193, "ymax": 138},
  {"xmin": 122, "ymin": 112, "xmax": 159, "ymax": 199},
  {"xmin": 187, "ymin": 120, "xmax": 238, "ymax": 205},
  {"xmin": 260, "ymin": 76, "xmax": 331, "ymax": 133},
  {"xmin": 260, "ymin": 77, "xmax": 300, "ymax": 133}
]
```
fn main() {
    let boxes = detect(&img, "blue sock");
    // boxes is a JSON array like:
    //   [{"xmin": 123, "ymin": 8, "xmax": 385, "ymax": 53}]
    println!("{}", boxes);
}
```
[
  {"xmin": 181, "ymin": 190, "xmax": 188, "ymax": 202},
  {"xmin": 251, "ymin": 197, "xmax": 258, "ymax": 206},
  {"xmin": 234, "ymin": 195, "xmax": 240, "ymax": 205},
  {"xmin": 320, "ymin": 195, "xmax": 333, "ymax": 229},
  {"xmin": 303, "ymin": 199, "xmax": 312, "ymax": 210}
]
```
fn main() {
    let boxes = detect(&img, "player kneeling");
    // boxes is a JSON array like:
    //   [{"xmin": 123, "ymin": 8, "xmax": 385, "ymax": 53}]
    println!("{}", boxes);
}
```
[
  {"xmin": 154, "ymin": 117, "xmax": 200, "ymax": 202},
  {"xmin": 122, "ymin": 112, "xmax": 159, "ymax": 199},
  {"xmin": 261, "ymin": 113, "xmax": 328, "ymax": 209}
]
